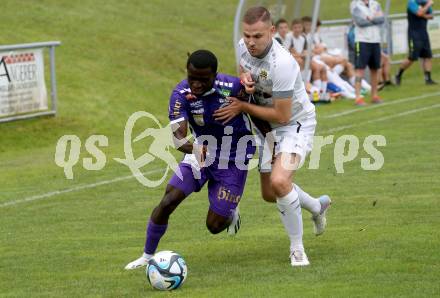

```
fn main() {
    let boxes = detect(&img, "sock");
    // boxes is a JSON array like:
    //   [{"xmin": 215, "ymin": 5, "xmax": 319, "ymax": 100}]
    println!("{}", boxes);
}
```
[
  {"xmin": 294, "ymin": 184, "xmax": 320, "ymax": 216},
  {"xmin": 349, "ymin": 76, "xmax": 356, "ymax": 86},
  {"xmin": 397, "ymin": 68, "xmax": 405, "ymax": 78},
  {"xmin": 142, "ymin": 252, "xmax": 152, "ymax": 259},
  {"xmin": 361, "ymin": 79, "xmax": 371, "ymax": 91},
  {"xmin": 144, "ymin": 220, "xmax": 168, "ymax": 255},
  {"xmin": 276, "ymin": 187, "xmax": 304, "ymax": 252},
  {"xmin": 312, "ymin": 79, "xmax": 321, "ymax": 89},
  {"xmin": 333, "ymin": 64, "xmax": 344, "ymax": 75},
  {"xmin": 321, "ymin": 80, "xmax": 328, "ymax": 93},
  {"xmin": 425, "ymin": 71, "xmax": 432, "ymax": 81}
]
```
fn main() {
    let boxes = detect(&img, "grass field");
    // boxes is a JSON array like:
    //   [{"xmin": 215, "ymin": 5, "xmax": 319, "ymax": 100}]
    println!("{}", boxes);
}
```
[{"xmin": 1, "ymin": 0, "xmax": 440, "ymax": 297}]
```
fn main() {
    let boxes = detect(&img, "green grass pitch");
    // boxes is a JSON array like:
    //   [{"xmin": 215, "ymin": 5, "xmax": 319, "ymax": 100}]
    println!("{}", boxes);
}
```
[{"xmin": 1, "ymin": 0, "xmax": 439, "ymax": 297}]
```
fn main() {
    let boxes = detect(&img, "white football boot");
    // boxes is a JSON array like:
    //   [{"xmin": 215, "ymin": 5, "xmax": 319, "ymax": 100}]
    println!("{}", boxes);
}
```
[
  {"xmin": 290, "ymin": 250, "xmax": 310, "ymax": 267},
  {"xmin": 226, "ymin": 206, "xmax": 241, "ymax": 236},
  {"xmin": 124, "ymin": 253, "xmax": 152, "ymax": 270},
  {"xmin": 312, "ymin": 195, "xmax": 332, "ymax": 236}
]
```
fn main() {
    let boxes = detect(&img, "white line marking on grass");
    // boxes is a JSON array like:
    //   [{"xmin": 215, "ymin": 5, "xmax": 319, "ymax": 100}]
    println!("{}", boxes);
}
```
[
  {"xmin": 323, "ymin": 92, "xmax": 440, "ymax": 119},
  {"xmin": 2, "ymin": 100, "xmax": 440, "ymax": 208},
  {"xmin": 0, "ymin": 169, "xmax": 163, "ymax": 208},
  {"xmin": 320, "ymin": 103, "xmax": 440, "ymax": 134}
]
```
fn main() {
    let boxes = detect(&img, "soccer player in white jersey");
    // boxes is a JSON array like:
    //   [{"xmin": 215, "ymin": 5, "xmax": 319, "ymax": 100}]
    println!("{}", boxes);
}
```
[{"xmin": 214, "ymin": 6, "xmax": 331, "ymax": 267}]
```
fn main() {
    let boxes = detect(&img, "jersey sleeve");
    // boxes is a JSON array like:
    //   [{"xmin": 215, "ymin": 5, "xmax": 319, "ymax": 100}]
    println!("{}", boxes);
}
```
[
  {"xmin": 272, "ymin": 57, "xmax": 296, "ymax": 99},
  {"xmin": 407, "ymin": 0, "xmax": 420, "ymax": 15},
  {"xmin": 237, "ymin": 39, "xmax": 248, "ymax": 58},
  {"xmin": 168, "ymin": 89, "xmax": 188, "ymax": 124}
]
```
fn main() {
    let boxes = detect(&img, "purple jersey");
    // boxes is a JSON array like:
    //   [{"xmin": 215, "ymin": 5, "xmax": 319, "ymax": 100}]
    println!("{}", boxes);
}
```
[{"xmin": 168, "ymin": 73, "xmax": 255, "ymax": 162}]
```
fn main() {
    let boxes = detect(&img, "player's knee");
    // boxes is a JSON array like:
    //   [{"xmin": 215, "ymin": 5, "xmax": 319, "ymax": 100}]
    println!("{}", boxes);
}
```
[
  {"xmin": 206, "ymin": 220, "xmax": 225, "ymax": 234},
  {"xmin": 157, "ymin": 195, "xmax": 178, "ymax": 216},
  {"xmin": 270, "ymin": 175, "xmax": 290, "ymax": 196}
]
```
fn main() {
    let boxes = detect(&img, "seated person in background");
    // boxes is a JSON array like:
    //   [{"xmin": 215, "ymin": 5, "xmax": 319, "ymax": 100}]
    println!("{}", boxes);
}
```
[
  {"xmin": 378, "ymin": 51, "xmax": 393, "ymax": 90},
  {"xmin": 289, "ymin": 19, "xmax": 308, "ymax": 68},
  {"xmin": 307, "ymin": 18, "xmax": 366, "ymax": 91},
  {"xmin": 274, "ymin": 18, "xmax": 293, "ymax": 50},
  {"xmin": 302, "ymin": 16, "xmax": 322, "ymax": 47},
  {"xmin": 289, "ymin": 18, "xmax": 329, "ymax": 101}
]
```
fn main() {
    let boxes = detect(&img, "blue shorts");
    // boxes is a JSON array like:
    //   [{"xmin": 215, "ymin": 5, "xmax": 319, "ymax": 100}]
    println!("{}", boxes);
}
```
[
  {"xmin": 168, "ymin": 160, "xmax": 248, "ymax": 218},
  {"xmin": 408, "ymin": 36, "xmax": 432, "ymax": 61},
  {"xmin": 355, "ymin": 42, "xmax": 381, "ymax": 70}
]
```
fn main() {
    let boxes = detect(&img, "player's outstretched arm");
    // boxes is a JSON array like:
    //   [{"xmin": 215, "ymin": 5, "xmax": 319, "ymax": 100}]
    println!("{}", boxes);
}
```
[{"xmin": 213, "ymin": 97, "xmax": 291, "ymax": 125}]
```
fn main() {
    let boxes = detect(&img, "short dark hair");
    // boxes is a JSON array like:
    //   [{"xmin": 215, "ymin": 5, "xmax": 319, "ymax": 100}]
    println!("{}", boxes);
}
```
[
  {"xmin": 291, "ymin": 19, "xmax": 302, "ymax": 26},
  {"xmin": 301, "ymin": 16, "xmax": 312, "ymax": 23},
  {"xmin": 186, "ymin": 50, "xmax": 218, "ymax": 73},
  {"xmin": 301, "ymin": 16, "xmax": 321, "ymax": 26},
  {"xmin": 243, "ymin": 6, "xmax": 271, "ymax": 25},
  {"xmin": 275, "ymin": 18, "xmax": 288, "ymax": 28}
]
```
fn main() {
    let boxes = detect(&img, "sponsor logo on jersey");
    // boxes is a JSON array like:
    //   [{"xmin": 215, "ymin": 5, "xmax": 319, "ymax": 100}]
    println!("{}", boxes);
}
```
[
  {"xmin": 173, "ymin": 100, "xmax": 182, "ymax": 116},
  {"xmin": 217, "ymin": 186, "xmax": 241, "ymax": 203},
  {"xmin": 193, "ymin": 114, "xmax": 204, "ymax": 126},
  {"xmin": 219, "ymin": 88, "xmax": 231, "ymax": 97},
  {"xmin": 189, "ymin": 100, "xmax": 203, "ymax": 108},
  {"xmin": 218, "ymin": 97, "xmax": 228, "ymax": 104},
  {"xmin": 259, "ymin": 69, "xmax": 268, "ymax": 80}
]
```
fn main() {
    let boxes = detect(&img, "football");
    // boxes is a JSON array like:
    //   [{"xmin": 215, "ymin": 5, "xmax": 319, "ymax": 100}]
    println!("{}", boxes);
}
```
[{"xmin": 146, "ymin": 251, "xmax": 188, "ymax": 291}]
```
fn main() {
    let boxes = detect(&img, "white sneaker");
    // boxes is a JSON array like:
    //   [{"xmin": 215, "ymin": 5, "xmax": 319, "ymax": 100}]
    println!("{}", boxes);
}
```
[
  {"xmin": 290, "ymin": 250, "xmax": 310, "ymax": 267},
  {"xmin": 226, "ymin": 207, "xmax": 241, "ymax": 236},
  {"xmin": 124, "ymin": 253, "xmax": 152, "ymax": 270},
  {"xmin": 312, "ymin": 195, "xmax": 331, "ymax": 236},
  {"xmin": 320, "ymin": 92, "xmax": 331, "ymax": 102}
]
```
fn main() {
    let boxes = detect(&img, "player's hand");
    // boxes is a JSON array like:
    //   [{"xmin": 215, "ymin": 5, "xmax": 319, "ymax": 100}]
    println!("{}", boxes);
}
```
[
  {"xmin": 240, "ymin": 72, "xmax": 255, "ymax": 94},
  {"xmin": 427, "ymin": 0, "xmax": 433, "ymax": 7},
  {"xmin": 213, "ymin": 97, "xmax": 243, "ymax": 124}
]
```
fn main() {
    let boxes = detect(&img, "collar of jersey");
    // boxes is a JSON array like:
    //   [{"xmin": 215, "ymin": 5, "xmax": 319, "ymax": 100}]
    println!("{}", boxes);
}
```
[
  {"xmin": 254, "ymin": 40, "xmax": 273, "ymax": 59},
  {"xmin": 200, "ymin": 88, "xmax": 216, "ymax": 97}
]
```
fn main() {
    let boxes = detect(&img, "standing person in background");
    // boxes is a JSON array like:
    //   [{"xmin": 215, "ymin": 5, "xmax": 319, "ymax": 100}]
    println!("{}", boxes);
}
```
[
  {"xmin": 351, "ymin": 0, "xmax": 385, "ymax": 106},
  {"xmin": 396, "ymin": 0, "xmax": 436, "ymax": 85}
]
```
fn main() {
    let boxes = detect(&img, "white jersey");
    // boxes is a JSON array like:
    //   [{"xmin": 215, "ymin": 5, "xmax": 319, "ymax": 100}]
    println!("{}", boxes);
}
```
[
  {"xmin": 238, "ymin": 38, "xmax": 315, "ymax": 129},
  {"xmin": 291, "ymin": 33, "xmax": 307, "ymax": 55},
  {"xmin": 273, "ymin": 32, "xmax": 293, "ymax": 51}
]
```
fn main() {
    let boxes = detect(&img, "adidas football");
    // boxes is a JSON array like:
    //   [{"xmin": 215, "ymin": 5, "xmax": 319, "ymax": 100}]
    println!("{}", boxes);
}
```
[{"xmin": 146, "ymin": 250, "xmax": 188, "ymax": 291}]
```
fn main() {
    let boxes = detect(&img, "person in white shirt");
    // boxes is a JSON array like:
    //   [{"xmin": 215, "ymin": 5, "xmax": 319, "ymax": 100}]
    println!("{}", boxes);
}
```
[
  {"xmin": 351, "ymin": 0, "xmax": 385, "ymax": 105},
  {"xmin": 274, "ymin": 18, "xmax": 293, "ymax": 50},
  {"xmin": 287, "ymin": 18, "xmax": 329, "ymax": 101},
  {"xmin": 289, "ymin": 19, "xmax": 308, "ymax": 68},
  {"xmin": 214, "ymin": 6, "xmax": 331, "ymax": 267}
]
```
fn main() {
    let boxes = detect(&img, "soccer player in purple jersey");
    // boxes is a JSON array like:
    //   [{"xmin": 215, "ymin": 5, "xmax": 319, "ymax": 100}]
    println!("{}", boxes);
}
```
[{"xmin": 125, "ymin": 50, "xmax": 256, "ymax": 270}]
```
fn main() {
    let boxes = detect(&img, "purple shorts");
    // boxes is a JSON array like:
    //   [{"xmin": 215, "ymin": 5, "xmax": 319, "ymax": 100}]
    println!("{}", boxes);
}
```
[{"xmin": 168, "ymin": 161, "xmax": 248, "ymax": 218}]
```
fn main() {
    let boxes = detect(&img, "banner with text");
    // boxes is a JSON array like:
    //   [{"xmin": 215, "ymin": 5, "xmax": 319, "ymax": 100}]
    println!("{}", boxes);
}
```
[{"xmin": 0, "ymin": 49, "xmax": 48, "ymax": 118}]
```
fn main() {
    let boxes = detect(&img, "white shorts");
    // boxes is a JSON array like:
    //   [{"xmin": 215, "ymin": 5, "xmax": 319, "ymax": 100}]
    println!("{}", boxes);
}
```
[{"xmin": 257, "ymin": 113, "xmax": 316, "ymax": 173}]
